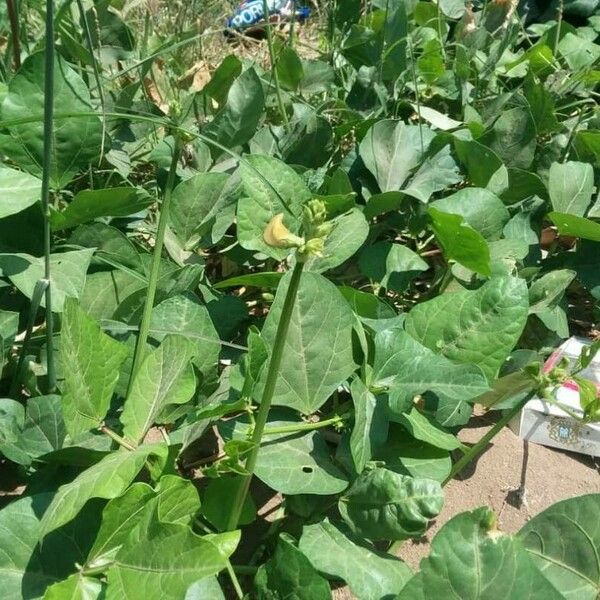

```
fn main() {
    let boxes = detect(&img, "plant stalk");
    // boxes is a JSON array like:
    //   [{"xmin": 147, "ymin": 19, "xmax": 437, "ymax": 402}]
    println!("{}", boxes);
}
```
[
  {"xmin": 6, "ymin": 0, "xmax": 21, "ymax": 70},
  {"xmin": 42, "ymin": 0, "xmax": 56, "ymax": 393},
  {"xmin": 127, "ymin": 136, "xmax": 182, "ymax": 392},
  {"xmin": 100, "ymin": 425, "xmax": 136, "ymax": 451},
  {"xmin": 225, "ymin": 262, "xmax": 304, "ymax": 531},
  {"xmin": 262, "ymin": 413, "xmax": 350, "ymax": 436}
]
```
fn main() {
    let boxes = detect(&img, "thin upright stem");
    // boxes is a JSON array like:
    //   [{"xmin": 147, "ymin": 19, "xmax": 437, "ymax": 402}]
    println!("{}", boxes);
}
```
[
  {"xmin": 225, "ymin": 262, "xmax": 304, "ymax": 531},
  {"xmin": 262, "ymin": 0, "xmax": 290, "ymax": 130},
  {"xmin": 6, "ymin": 0, "xmax": 21, "ymax": 70},
  {"xmin": 127, "ymin": 136, "xmax": 182, "ymax": 392},
  {"xmin": 42, "ymin": 0, "xmax": 56, "ymax": 393}
]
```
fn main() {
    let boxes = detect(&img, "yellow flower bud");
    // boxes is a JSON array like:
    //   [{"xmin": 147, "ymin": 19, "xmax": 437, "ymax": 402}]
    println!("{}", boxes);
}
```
[{"xmin": 263, "ymin": 214, "xmax": 304, "ymax": 249}]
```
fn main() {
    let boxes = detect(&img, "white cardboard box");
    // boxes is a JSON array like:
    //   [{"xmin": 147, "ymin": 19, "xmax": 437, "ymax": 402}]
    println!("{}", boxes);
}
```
[{"xmin": 509, "ymin": 337, "xmax": 600, "ymax": 457}]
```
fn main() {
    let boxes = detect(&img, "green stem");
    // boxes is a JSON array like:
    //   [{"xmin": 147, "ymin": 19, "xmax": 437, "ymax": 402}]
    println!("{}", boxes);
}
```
[
  {"xmin": 442, "ymin": 393, "xmax": 534, "ymax": 486},
  {"xmin": 225, "ymin": 262, "xmax": 305, "ymax": 531},
  {"xmin": 226, "ymin": 560, "xmax": 244, "ymax": 600},
  {"xmin": 42, "ymin": 0, "xmax": 56, "ymax": 394},
  {"xmin": 554, "ymin": 0, "xmax": 564, "ymax": 56},
  {"xmin": 6, "ymin": 0, "xmax": 21, "ymax": 70},
  {"xmin": 262, "ymin": 0, "xmax": 289, "ymax": 131},
  {"xmin": 127, "ymin": 136, "xmax": 182, "ymax": 392},
  {"xmin": 262, "ymin": 413, "xmax": 350, "ymax": 436},
  {"xmin": 100, "ymin": 424, "xmax": 136, "ymax": 451}
]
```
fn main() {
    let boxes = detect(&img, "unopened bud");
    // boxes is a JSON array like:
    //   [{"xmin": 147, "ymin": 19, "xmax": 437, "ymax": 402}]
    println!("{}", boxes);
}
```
[{"xmin": 263, "ymin": 214, "xmax": 304, "ymax": 249}]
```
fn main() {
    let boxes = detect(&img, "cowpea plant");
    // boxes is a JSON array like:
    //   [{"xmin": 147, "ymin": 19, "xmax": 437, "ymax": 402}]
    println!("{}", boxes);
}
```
[{"xmin": 0, "ymin": 0, "xmax": 599, "ymax": 598}]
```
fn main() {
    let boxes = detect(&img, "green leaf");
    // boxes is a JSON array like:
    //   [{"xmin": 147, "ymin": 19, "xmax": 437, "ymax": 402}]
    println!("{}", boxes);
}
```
[
  {"xmin": 276, "ymin": 46, "xmax": 305, "ymax": 91},
  {"xmin": 397, "ymin": 408, "xmax": 462, "ymax": 451},
  {"xmin": 0, "ymin": 166, "xmax": 41, "ymax": 219},
  {"xmin": 255, "ymin": 535, "xmax": 332, "ymax": 600},
  {"xmin": 453, "ymin": 138, "xmax": 505, "ymax": 189},
  {"xmin": 155, "ymin": 474, "xmax": 201, "ymax": 526},
  {"xmin": 405, "ymin": 276, "xmax": 529, "ymax": 380},
  {"xmin": 169, "ymin": 173, "xmax": 230, "ymax": 248},
  {"xmin": 185, "ymin": 578, "xmax": 225, "ymax": 600},
  {"xmin": 214, "ymin": 272, "xmax": 283, "ymax": 290},
  {"xmin": 547, "ymin": 212, "xmax": 600, "ymax": 242},
  {"xmin": 121, "ymin": 335, "xmax": 196, "ymax": 444},
  {"xmin": 417, "ymin": 39, "xmax": 444, "ymax": 84},
  {"xmin": 439, "ymin": 0, "xmax": 466, "ymax": 19},
  {"xmin": 202, "ymin": 476, "xmax": 256, "ymax": 531},
  {"xmin": 43, "ymin": 574, "xmax": 103, "ymax": 600},
  {"xmin": 338, "ymin": 468, "xmax": 443, "ymax": 541},
  {"xmin": 529, "ymin": 270, "xmax": 576, "ymax": 314},
  {"xmin": 549, "ymin": 161, "xmax": 596, "ymax": 216},
  {"xmin": 259, "ymin": 271, "xmax": 355, "ymax": 413},
  {"xmin": 350, "ymin": 377, "xmax": 388, "ymax": 472},
  {"xmin": 150, "ymin": 293, "xmax": 220, "ymax": 377},
  {"xmin": 0, "ymin": 398, "xmax": 24, "ymax": 445},
  {"xmin": 304, "ymin": 208, "xmax": 369, "ymax": 273},
  {"xmin": 0, "ymin": 249, "xmax": 94, "ymax": 311},
  {"xmin": 299, "ymin": 519, "xmax": 412, "ymax": 600},
  {"xmin": 428, "ymin": 207, "xmax": 491, "ymax": 276},
  {"xmin": 519, "ymin": 494, "xmax": 600, "ymax": 599},
  {"xmin": 237, "ymin": 155, "xmax": 309, "ymax": 260},
  {"xmin": 203, "ymin": 68, "xmax": 265, "ymax": 154},
  {"xmin": 359, "ymin": 242, "xmax": 428, "ymax": 292},
  {"xmin": 373, "ymin": 329, "xmax": 489, "ymax": 426},
  {"xmin": 431, "ymin": 188, "xmax": 510, "ymax": 240},
  {"xmin": 51, "ymin": 187, "xmax": 152, "ymax": 231},
  {"xmin": 397, "ymin": 507, "xmax": 563, "ymax": 599},
  {"xmin": 1, "ymin": 53, "xmax": 104, "ymax": 188},
  {"xmin": 106, "ymin": 523, "xmax": 239, "ymax": 600},
  {"xmin": 359, "ymin": 119, "xmax": 434, "ymax": 192},
  {"xmin": 39, "ymin": 443, "xmax": 167, "ymax": 537},
  {"xmin": 61, "ymin": 298, "xmax": 129, "ymax": 439}
]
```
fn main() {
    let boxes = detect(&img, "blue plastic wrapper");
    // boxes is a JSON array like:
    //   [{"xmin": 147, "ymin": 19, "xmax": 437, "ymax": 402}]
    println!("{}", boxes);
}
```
[{"xmin": 226, "ymin": 0, "xmax": 310, "ymax": 31}]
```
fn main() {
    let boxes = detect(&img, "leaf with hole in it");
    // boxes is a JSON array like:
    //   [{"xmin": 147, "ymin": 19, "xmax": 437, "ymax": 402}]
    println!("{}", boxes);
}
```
[
  {"xmin": 50, "ymin": 187, "xmax": 152, "ymax": 231},
  {"xmin": 0, "ymin": 53, "xmax": 104, "ymax": 188},
  {"xmin": 397, "ymin": 507, "xmax": 564, "ymax": 600},
  {"xmin": 299, "ymin": 519, "xmax": 413, "ymax": 600},
  {"xmin": 106, "ymin": 522, "xmax": 239, "ymax": 600},
  {"xmin": 549, "ymin": 161, "xmax": 596, "ymax": 217},
  {"xmin": 237, "ymin": 155, "xmax": 309, "ymax": 260},
  {"xmin": 121, "ymin": 335, "xmax": 196, "ymax": 445},
  {"xmin": 259, "ymin": 271, "xmax": 355, "ymax": 414},
  {"xmin": 0, "ymin": 249, "xmax": 94, "ymax": 311},
  {"xmin": 255, "ymin": 535, "xmax": 332, "ymax": 600},
  {"xmin": 405, "ymin": 276, "xmax": 529, "ymax": 381},
  {"xmin": 61, "ymin": 298, "xmax": 129, "ymax": 439},
  {"xmin": 0, "ymin": 166, "xmax": 41, "ymax": 220},
  {"xmin": 428, "ymin": 207, "xmax": 491, "ymax": 276},
  {"xmin": 39, "ymin": 443, "xmax": 167, "ymax": 538},
  {"xmin": 359, "ymin": 119, "xmax": 435, "ymax": 192},
  {"xmin": 339, "ymin": 467, "xmax": 443, "ymax": 541}
]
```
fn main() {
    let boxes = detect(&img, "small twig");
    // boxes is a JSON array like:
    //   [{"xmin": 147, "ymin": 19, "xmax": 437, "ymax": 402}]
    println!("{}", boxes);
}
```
[
  {"xmin": 6, "ymin": 0, "xmax": 21, "ymax": 70},
  {"xmin": 100, "ymin": 425, "xmax": 137, "ymax": 451}
]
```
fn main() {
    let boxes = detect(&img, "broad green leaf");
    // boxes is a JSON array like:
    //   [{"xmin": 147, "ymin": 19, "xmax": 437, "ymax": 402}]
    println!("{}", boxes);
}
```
[
  {"xmin": 304, "ymin": 208, "xmax": 369, "ymax": 273},
  {"xmin": 255, "ymin": 535, "xmax": 332, "ymax": 600},
  {"xmin": 439, "ymin": 0, "xmax": 466, "ymax": 18},
  {"xmin": 169, "ymin": 172, "xmax": 230, "ymax": 247},
  {"xmin": 51, "ymin": 187, "xmax": 152, "ymax": 230},
  {"xmin": 1, "ymin": 53, "xmax": 104, "ymax": 188},
  {"xmin": 359, "ymin": 242, "xmax": 428, "ymax": 292},
  {"xmin": 431, "ymin": 188, "xmax": 510, "ymax": 240},
  {"xmin": 61, "ymin": 298, "xmax": 129, "ymax": 439},
  {"xmin": 417, "ymin": 39, "xmax": 444, "ymax": 84},
  {"xmin": 549, "ymin": 161, "xmax": 595, "ymax": 216},
  {"xmin": 0, "ymin": 166, "xmax": 41, "ymax": 219},
  {"xmin": 519, "ymin": 494, "xmax": 600, "ymax": 599},
  {"xmin": 558, "ymin": 32, "xmax": 600, "ymax": 70},
  {"xmin": 155, "ymin": 474, "xmax": 201, "ymax": 526},
  {"xmin": 0, "ymin": 398, "xmax": 24, "ymax": 445},
  {"xmin": 405, "ymin": 276, "xmax": 529, "ymax": 380},
  {"xmin": 214, "ymin": 272, "xmax": 283, "ymax": 290},
  {"xmin": 338, "ymin": 468, "xmax": 443, "ymax": 541},
  {"xmin": 359, "ymin": 119, "xmax": 434, "ymax": 192},
  {"xmin": 259, "ymin": 271, "xmax": 355, "ymax": 413},
  {"xmin": 547, "ymin": 211, "xmax": 600, "ymax": 242},
  {"xmin": 529, "ymin": 270, "xmax": 576, "ymax": 314},
  {"xmin": 453, "ymin": 138, "xmax": 506, "ymax": 190},
  {"xmin": 397, "ymin": 507, "xmax": 563, "ymax": 599},
  {"xmin": 0, "ymin": 249, "xmax": 94, "ymax": 311},
  {"xmin": 428, "ymin": 208, "xmax": 491, "ymax": 276},
  {"xmin": 203, "ymin": 68, "xmax": 265, "ymax": 154},
  {"xmin": 39, "ymin": 443, "xmax": 167, "ymax": 537},
  {"xmin": 150, "ymin": 293, "xmax": 220, "ymax": 377},
  {"xmin": 501, "ymin": 168, "xmax": 548, "ymax": 205},
  {"xmin": 237, "ymin": 155, "xmax": 309, "ymax": 260},
  {"xmin": 201, "ymin": 476, "xmax": 256, "ymax": 531},
  {"xmin": 0, "ymin": 493, "xmax": 102, "ymax": 600},
  {"xmin": 185, "ymin": 578, "xmax": 225, "ymax": 600},
  {"xmin": 43, "ymin": 574, "xmax": 103, "ymax": 600},
  {"xmin": 397, "ymin": 408, "xmax": 462, "ymax": 451},
  {"xmin": 276, "ymin": 46, "xmax": 304, "ymax": 91},
  {"xmin": 350, "ymin": 377, "xmax": 388, "ymax": 472},
  {"xmin": 339, "ymin": 286, "xmax": 396, "ymax": 320},
  {"xmin": 299, "ymin": 519, "xmax": 412, "ymax": 600},
  {"xmin": 121, "ymin": 335, "xmax": 196, "ymax": 444},
  {"xmin": 373, "ymin": 330, "xmax": 489, "ymax": 426},
  {"xmin": 106, "ymin": 524, "xmax": 239, "ymax": 600}
]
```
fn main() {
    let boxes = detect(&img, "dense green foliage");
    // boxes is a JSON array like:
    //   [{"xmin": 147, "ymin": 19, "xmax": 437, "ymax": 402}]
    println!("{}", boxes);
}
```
[{"xmin": 0, "ymin": 0, "xmax": 599, "ymax": 598}]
